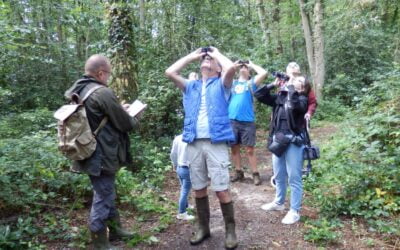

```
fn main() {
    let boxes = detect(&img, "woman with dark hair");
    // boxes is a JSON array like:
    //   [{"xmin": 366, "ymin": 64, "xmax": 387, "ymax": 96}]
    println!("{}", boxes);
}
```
[{"xmin": 254, "ymin": 75, "xmax": 308, "ymax": 224}]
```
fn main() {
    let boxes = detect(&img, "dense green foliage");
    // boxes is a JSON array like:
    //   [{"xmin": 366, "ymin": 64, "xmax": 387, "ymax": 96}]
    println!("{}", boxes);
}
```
[
  {"xmin": 323, "ymin": 1, "xmax": 398, "ymax": 105},
  {"xmin": 1, "ymin": 0, "xmax": 400, "ymax": 248},
  {"xmin": 304, "ymin": 64, "xmax": 400, "ymax": 243},
  {"xmin": 0, "ymin": 1, "xmax": 107, "ymax": 113},
  {"xmin": 0, "ymin": 111, "xmax": 172, "ymax": 248}
]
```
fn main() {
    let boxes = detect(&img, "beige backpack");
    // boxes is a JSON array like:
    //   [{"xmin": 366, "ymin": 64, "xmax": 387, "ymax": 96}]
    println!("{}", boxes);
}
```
[{"xmin": 54, "ymin": 85, "xmax": 107, "ymax": 161}]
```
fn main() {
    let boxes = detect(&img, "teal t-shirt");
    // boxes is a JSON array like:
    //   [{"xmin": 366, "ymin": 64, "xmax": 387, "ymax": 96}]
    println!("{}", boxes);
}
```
[{"xmin": 228, "ymin": 79, "xmax": 257, "ymax": 122}]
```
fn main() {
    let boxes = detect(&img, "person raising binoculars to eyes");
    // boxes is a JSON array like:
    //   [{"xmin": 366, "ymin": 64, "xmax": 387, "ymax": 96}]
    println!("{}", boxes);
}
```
[
  {"xmin": 285, "ymin": 62, "xmax": 317, "ymax": 121},
  {"xmin": 254, "ymin": 72, "xmax": 309, "ymax": 225},
  {"xmin": 165, "ymin": 47, "xmax": 238, "ymax": 249},
  {"xmin": 228, "ymin": 60, "xmax": 267, "ymax": 185}
]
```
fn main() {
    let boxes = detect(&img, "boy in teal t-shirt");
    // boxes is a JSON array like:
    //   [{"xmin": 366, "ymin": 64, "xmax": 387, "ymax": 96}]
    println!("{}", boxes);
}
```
[{"xmin": 228, "ymin": 60, "xmax": 268, "ymax": 185}]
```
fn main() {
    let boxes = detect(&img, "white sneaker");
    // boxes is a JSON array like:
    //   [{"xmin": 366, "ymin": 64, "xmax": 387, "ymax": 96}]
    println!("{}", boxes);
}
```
[
  {"xmin": 261, "ymin": 201, "xmax": 285, "ymax": 211},
  {"xmin": 188, "ymin": 204, "xmax": 194, "ymax": 209},
  {"xmin": 176, "ymin": 212, "xmax": 195, "ymax": 221},
  {"xmin": 281, "ymin": 210, "xmax": 300, "ymax": 224}
]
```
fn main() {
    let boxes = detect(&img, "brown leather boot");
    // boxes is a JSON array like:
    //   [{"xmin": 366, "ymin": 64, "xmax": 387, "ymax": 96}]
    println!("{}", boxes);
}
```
[
  {"xmin": 190, "ymin": 196, "xmax": 211, "ymax": 245},
  {"xmin": 231, "ymin": 170, "xmax": 244, "ymax": 182},
  {"xmin": 91, "ymin": 228, "xmax": 117, "ymax": 250},
  {"xmin": 221, "ymin": 202, "xmax": 238, "ymax": 249},
  {"xmin": 252, "ymin": 172, "xmax": 261, "ymax": 186}
]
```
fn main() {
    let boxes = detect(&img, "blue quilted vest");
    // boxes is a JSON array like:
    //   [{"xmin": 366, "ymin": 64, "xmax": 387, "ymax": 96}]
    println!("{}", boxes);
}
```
[{"xmin": 182, "ymin": 77, "xmax": 235, "ymax": 144}]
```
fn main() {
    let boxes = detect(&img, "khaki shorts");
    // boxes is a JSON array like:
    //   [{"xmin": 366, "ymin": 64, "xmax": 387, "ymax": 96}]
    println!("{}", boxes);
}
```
[{"xmin": 187, "ymin": 139, "xmax": 231, "ymax": 192}]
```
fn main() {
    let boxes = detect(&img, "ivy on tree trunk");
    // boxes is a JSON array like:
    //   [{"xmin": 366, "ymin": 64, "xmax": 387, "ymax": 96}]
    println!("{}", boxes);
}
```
[{"xmin": 107, "ymin": 0, "xmax": 139, "ymax": 101}]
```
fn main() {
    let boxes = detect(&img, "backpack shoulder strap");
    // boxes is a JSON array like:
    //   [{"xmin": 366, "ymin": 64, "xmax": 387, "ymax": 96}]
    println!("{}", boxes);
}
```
[
  {"xmin": 93, "ymin": 116, "xmax": 108, "ymax": 136},
  {"xmin": 81, "ymin": 85, "xmax": 105, "ymax": 102},
  {"xmin": 81, "ymin": 84, "xmax": 108, "ymax": 136}
]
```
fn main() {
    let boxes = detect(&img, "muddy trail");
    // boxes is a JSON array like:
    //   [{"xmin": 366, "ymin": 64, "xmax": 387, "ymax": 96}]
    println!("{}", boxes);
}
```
[{"xmin": 111, "ymin": 124, "xmax": 381, "ymax": 250}]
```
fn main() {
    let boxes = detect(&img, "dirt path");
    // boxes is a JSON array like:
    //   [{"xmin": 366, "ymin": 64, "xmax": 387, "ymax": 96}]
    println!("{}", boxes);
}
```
[
  {"xmin": 123, "ymin": 125, "xmax": 340, "ymax": 250},
  {"xmin": 110, "ymin": 124, "xmax": 389, "ymax": 250},
  {"xmin": 25, "ymin": 123, "xmax": 394, "ymax": 249},
  {"xmin": 42, "ymin": 123, "xmax": 396, "ymax": 249}
]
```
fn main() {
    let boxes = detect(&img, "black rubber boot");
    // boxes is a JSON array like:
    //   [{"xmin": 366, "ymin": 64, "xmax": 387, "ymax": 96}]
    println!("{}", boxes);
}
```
[
  {"xmin": 252, "ymin": 172, "xmax": 262, "ymax": 186},
  {"xmin": 221, "ymin": 202, "xmax": 238, "ymax": 249},
  {"xmin": 107, "ymin": 213, "xmax": 135, "ymax": 241},
  {"xmin": 231, "ymin": 170, "xmax": 244, "ymax": 182},
  {"xmin": 190, "ymin": 196, "xmax": 211, "ymax": 245},
  {"xmin": 91, "ymin": 228, "xmax": 117, "ymax": 250}
]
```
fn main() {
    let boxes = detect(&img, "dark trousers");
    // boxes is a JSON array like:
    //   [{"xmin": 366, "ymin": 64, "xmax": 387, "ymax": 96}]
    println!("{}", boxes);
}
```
[{"xmin": 89, "ymin": 173, "xmax": 117, "ymax": 232}]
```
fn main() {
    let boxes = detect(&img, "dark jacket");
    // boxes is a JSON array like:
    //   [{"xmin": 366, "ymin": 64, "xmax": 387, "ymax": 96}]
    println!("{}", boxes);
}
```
[
  {"xmin": 254, "ymin": 83, "xmax": 308, "ymax": 135},
  {"xmin": 64, "ymin": 76, "xmax": 138, "ymax": 176}
]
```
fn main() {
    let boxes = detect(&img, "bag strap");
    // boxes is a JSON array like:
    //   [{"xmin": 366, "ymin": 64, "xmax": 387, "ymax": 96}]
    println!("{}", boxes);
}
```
[
  {"xmin": 283, "ymin": 100, "xmax": 304, "ymax": 141},
  {"xmin": 284, "ymin": 104, "xmax": 296, "ymax": 135},
  {"xmin": 304, "ymin": 118, "xmax": 313, "ymax": 175},
  {"xmin": 81, "ymin": 84, "xmax": 108, "ymax": 136},
  {"xmin": 82, "ymin": 85, "xmax": 104, "ymax": 102},
  {"xmin": 304, "ymin": 119, "xmax": 312, "ymax": 146},
  {"xmin": 93, "ymin": 116, "xmax": 108, "ymax": 136},
  {"xmin": 269, "ymin": 105, "xmax": 280, "ymax": 137}
]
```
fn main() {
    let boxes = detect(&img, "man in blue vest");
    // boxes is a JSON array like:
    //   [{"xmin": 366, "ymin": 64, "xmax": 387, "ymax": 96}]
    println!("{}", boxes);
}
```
[{"xmin": 165, "ymin": 47, "xmax": 238, "ymax": 249}]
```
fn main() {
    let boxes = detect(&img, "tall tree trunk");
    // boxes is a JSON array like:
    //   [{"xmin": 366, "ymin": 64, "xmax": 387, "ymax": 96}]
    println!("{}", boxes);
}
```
[
  {"xmin": 288, "ymin": 8, "xmax": 297, "ymax": 60},
  {"xmin": 107, "ymin": 1, "xmax": 139, "ymax": 101},
  {"xmin": 272, "ymin": 0, "xmax": 283, "ymax": 55},
  {"xmin": 298, "ymin": 0, "xmax": 315, "ymax": 80},
  {"xmin": 395, "ymin": 37, "xmax": 400, "ymax": 63},
  {"xmin": 313, "ymin": 0, "xmax": 325, "ymax": 100},
  {"xmin": 84, "ymin": 30, "xmax": 90, "ymax": 60},
  {"xmin": 256, "ymin": 0, "xmax": 272, "ymax": 60},
  {"xmin": 187, "ymin": 15, "xmax": 196, "ymax": 51},
  {"xmin": 57, "ymin": 20, "xmax": 70, "ymax": 89},
  {"xmin": 75, "ymin": 31, "xmax": 82, "ymax": 62},
  {"xmin": 139, "ymin": 0, "xmax": 145, "ymax": 31},
  {"xmin": 163, "ymin": 2, "xmax": 173, "ymax": 54},
  {"xmin": 246, "ymin": 0, "xmax": 252, "ymax": 21}
]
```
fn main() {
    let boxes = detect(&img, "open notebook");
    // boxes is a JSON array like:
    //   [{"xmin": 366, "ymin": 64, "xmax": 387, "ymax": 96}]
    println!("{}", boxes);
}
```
[{"xmin": 127, "ymin": 100, "xmax": 147, "ymax": 117}]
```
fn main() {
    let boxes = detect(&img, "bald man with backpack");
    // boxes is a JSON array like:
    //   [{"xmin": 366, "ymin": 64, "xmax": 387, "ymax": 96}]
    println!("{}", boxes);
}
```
[{"xmin": 63, "ymin": 54, "xmax": 139, "ymax": 249}]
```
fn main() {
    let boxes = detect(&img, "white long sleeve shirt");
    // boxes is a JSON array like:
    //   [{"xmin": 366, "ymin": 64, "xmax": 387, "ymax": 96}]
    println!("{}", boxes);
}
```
[{"xmin": 170, "ymin": 134, "xmax": 189, "ymax": 168}]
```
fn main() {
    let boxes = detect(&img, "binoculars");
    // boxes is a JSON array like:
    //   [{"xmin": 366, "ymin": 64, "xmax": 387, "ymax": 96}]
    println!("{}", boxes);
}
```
[
  {"xmin": 201, "ymin": 47, "xmax": 212, "ymax": 53},
  {"xmin": 272, "ymin": 71, "xmax": 290, "ymax": 81}
]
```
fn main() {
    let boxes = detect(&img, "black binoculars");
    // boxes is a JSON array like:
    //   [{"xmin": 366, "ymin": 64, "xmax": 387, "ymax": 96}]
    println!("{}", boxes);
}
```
[
  {"xmin": 272, "ymin": 71, "xmax": 290, "ymax": 81},
  {"xmin": 201, "ymin": 47, "xmax": 212, "ymax": 53}
]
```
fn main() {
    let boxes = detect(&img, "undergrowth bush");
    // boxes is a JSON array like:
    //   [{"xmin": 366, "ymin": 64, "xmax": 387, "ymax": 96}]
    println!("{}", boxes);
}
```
[
  {"xmin": 303, "ymin": 218, "xmax": 342, "ymax": 245},
  {"xmin": 0, "ymin": 108, "xmax": 54, "ymax": 139},
  {"xmin": 304, "ymin": 65, "xmax": 400, "ymax": 239},
  {"xmin": 0, "ymin": 110, "xmax": 174, "ymax": 248},
  {"xmin": 138, "ymin": 81, "xmax": 183, "ymax": 139},
  {"xmin": 312, "ymin": 97, "xmax": 349, "ymax": 122},
  {"xmin": 0, "ymin": 130, "xmax": 88, "ymax": 216},
  {"xmin": 0, "ymin": 128, "xmax": 90, "ymax": 248}
]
